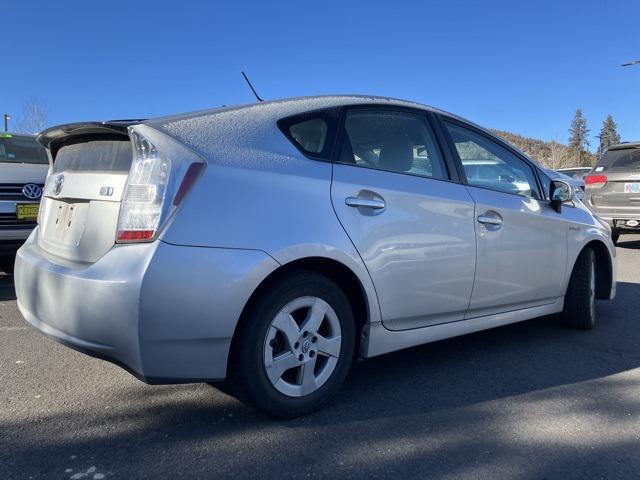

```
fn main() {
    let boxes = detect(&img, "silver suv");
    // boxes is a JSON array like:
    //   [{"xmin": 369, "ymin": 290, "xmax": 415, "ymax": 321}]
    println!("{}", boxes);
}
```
[
  {"xmin": 585, "ymin": 142, "xmax": 640, "ymax": 244},
  {"xmin": 15, "ymin": 97, "xmax": 616, "ymax": 416},
  {"xmin": 0, "ymin": 133, "xmax": 48, "ymax": 273}
]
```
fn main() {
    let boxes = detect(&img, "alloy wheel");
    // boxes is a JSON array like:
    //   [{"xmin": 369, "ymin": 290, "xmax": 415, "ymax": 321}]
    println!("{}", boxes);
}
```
[{"xmin": 263, "ymin": 296, "xmax": 342, "ymax": 397}]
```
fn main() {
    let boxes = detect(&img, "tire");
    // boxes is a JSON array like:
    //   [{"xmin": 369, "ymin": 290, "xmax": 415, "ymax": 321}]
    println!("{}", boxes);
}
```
[
  {"xmin": 0, "ymin": 254, "xmax": 15, "ymax": 275},
  {"xmin": 612, "ymin": 231, "xmax": 620, "ymax": 246},
  {"xmin": 561, "ymin": 247, "xmax": 596, "ymax": 330},
  {"xmin": 226, "ymin": 271, "xmax": 355, "ymax": 418}
]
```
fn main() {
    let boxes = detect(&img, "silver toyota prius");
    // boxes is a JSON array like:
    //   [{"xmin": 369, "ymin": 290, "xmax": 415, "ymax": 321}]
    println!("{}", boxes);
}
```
[{"xmin": 14, "ymin": 96, "xmax": 616, "ymax": 417}]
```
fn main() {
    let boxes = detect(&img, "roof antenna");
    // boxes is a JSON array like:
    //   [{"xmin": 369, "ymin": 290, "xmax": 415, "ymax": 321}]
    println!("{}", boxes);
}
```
[{"xmin": 241, "ymin": 71, "xmax": 264, "ymax": 102}]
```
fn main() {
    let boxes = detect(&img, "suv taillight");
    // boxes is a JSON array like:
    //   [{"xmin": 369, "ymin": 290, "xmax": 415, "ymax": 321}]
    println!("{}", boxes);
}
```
[
  {"xmin": 585, "ymin": 174, "xmax": 608, "ymax": 187},
  {"xmin": 116, "ymin": 126, "xmax": 205, "ymax": 243}
]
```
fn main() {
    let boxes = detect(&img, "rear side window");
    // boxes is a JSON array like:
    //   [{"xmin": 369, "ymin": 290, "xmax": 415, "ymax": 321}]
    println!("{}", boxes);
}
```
[
  {"xmin": 337, "ymin": 110, "xmax": 448, "ymax": 180},
  {"xmin": 598, "ymin": 148, "xmax": 640, "ymax": 171},
  {"xmin": 278, "ymin": 109, "xmax": 339, "ymax": 160},
  {"xmin": 53, "ymin": 137, "xmax": 132, "ymax": 174},
  {"xmin": 289, "ymin": 118, "xmax": 327, "ymax": 153}
]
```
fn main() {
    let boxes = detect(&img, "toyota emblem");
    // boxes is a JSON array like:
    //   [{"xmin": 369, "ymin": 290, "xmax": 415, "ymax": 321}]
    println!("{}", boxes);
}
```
[
  {"xmin": 53, "ymin": 174, "xmax": 65, "ymax": 196},
  {"xmin": 22, "ymin": 183, "xmax": 42, "ymax": 200}
]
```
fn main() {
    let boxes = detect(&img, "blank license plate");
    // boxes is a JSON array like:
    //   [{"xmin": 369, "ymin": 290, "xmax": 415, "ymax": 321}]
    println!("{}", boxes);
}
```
[
  {"xmin": 624, "ymin": 182, "xmax": 640, "ymax": 193},
  {"xmin": 16, "ymin": 203, "xmax": 39, "ymax": 221}
]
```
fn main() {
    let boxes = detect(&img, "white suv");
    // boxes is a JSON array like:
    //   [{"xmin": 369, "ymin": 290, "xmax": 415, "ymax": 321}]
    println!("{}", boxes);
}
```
[{"xmin": 0, "ymin": 133, "xmax": 48, "ymax": 273}]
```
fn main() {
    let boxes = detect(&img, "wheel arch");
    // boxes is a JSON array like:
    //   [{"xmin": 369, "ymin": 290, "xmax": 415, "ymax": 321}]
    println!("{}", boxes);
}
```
[
  {"xmin": 228, "ymin": 256, "xmax": 372, "ymax": 373},
  {"xmin": 582, "ymin": 239, "xmax": 614, "ymax": 300}
]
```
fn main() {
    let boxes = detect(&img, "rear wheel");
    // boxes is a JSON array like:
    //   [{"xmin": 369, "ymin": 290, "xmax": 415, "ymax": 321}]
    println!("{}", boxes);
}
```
[
  {"xmin": 226, "ymin": 271, "xmax": 355, "ymax": 417},
  {"xmin": 0, "ymin": 254, "xmax": 15, "ymax": 275},
  {"xmin": 561, "ymin": 247, "xmax": 596, "ymax": 330}
]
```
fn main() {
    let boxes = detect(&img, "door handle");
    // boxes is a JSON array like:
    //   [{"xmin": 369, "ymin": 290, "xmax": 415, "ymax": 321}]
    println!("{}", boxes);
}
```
[
  {"xmin": 477, "ymin": 214, "xmax": 503, "ymax": 226},
  {"xmin": 345, "ymin": 197, "xmax": 386, "ymax": 210}
]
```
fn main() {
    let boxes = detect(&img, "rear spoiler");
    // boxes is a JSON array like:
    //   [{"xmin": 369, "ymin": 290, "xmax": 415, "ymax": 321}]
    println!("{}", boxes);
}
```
[{"xmin": 37, "ymin": 120, "xmax": 146, "ymax": 157}]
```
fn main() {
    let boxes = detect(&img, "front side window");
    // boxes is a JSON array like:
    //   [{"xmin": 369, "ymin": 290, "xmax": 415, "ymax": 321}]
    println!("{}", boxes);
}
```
[
  {"xmin": 446, "ymin": 123, "xmax": 540, "ymax": 199},
  {"xmin": 338, "ymin": 110, "xmax": 448, "ymax": 180}
]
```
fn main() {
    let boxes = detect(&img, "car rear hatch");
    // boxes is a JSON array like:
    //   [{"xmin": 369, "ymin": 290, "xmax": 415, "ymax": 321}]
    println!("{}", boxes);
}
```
[
  {"xmin": 587, "ymin": 145, "xmax": 640, "ymax": 215},
  {"xmin": 36, "ymin": 122, "xmax": 136, "ymax": 263},
  {"xmin": 36, "ymin": 121, "xmax": 206, "ymax": 264}
]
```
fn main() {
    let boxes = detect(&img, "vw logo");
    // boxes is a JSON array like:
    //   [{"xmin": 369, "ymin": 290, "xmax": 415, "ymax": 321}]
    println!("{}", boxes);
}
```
[
  {"xmin": 53, "ymin": 174, "xmax": 65, "ymax": 196},
  {"xmin": 22, "ymin": 183, "xmax": 42, "ymax": 200}
]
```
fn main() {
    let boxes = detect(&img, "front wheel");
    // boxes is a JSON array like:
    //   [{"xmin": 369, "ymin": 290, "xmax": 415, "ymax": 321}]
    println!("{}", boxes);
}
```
[
  {"xmin": 561, "ymin": 247, "xmax": 596, "ymax": 330},
  {"xmin": 226, "ymin": 271, "xmax": 355, "ymax": 417}
]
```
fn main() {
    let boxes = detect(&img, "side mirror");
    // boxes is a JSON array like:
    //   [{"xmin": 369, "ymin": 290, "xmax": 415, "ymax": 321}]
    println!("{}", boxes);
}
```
[{"xmin": 550, "ymin": 180, "xmax": 574, "ymax": 213}]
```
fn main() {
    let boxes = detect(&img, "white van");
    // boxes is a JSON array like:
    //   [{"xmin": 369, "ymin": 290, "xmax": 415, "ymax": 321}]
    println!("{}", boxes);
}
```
[{"xmin": 0, "ymin": 133, "xmax": 48, "ymax": 273}]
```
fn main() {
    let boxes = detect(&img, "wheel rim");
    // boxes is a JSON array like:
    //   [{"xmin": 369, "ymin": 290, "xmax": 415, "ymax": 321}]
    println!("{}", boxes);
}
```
[{"xmin": 263, "ymin": 296, "xmax": 342, "ymax": 398}]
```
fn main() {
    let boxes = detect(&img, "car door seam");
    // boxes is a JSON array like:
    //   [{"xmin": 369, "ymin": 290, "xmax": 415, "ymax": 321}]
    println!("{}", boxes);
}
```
[{"xmin": 328, "ymin": 161, "xmax": 384, "ymax": 326}]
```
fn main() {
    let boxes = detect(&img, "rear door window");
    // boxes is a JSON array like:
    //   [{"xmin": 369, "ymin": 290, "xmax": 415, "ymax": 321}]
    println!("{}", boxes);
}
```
[{"xmin": 337, "ymin": 110, "xmax": 449, "ymax": 180}]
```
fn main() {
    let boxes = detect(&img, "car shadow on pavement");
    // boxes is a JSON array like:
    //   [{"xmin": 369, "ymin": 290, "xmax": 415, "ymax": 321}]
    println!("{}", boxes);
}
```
[
  {"xmin": 3, "ymin": 280, "xmax": 640, "ymax": 478},
  {"xmin": 618, "ymin": 237, "xmax": 640, "ymax": 249},
  {"xmin": 0, "ymin": 274, "xmax": 16, "ymax": 301}
]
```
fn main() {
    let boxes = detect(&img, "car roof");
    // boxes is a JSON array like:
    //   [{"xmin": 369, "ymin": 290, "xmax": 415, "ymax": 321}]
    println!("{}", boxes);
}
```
[
  {"xmin": 146, "ymin": 94, "xmax": 474, "ymax": 127},
  {"xmin": 607, "ymin": 142, "xmax": 640, "ymax": 151},
  {"xmin": 146, "ymin": 94, "xmax": 536, "ymax": 157}
]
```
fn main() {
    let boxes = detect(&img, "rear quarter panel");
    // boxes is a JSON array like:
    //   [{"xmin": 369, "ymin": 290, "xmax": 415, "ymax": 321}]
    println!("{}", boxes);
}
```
[{"xmin": 147, "ymin": 107, "xmax": 382, "ymax": 325}]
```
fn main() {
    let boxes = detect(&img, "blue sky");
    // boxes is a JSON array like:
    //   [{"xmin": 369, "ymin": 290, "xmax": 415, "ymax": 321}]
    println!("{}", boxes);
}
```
[{"xmin": 2, "ymin": 0, "xmax": 639, "ymax": 149}]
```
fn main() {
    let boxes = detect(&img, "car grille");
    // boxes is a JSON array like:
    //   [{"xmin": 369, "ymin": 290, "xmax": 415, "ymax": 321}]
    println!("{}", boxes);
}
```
[
  {"xmin": 0, "ymin": 213, "xmax": 37, "ymax": 229},
  {"xmin": 0, "ymin": 183, "xmax": 45, "ymax": 201}
]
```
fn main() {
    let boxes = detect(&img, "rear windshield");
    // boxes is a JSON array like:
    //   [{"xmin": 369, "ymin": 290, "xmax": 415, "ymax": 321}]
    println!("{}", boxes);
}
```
[
  {"xmin": 598, "ymin": 148, "xmax": 640, "ymax": 171},
  {"xmin": 0, "ymin": 135, "xmax": 48, "ymax": 164},
  {"xmin": 53, "ymin": 138, "xmax": 132, "ymax": 173}
]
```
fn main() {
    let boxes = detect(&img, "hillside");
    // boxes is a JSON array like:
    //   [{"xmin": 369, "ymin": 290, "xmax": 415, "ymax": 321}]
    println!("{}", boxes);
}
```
[{"xmin": 489, "ymin": 129, "xmax": 597, "ymax": 169}]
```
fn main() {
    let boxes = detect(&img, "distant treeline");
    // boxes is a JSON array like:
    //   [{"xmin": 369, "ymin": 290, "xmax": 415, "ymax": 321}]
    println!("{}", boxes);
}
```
[
  {"xmin": 489, "ymin": 129, "xmax": 597, "ymax": 170},
  {"xmin": 489, "ymin": 110, "xmax": 622, "ymax": 170}
]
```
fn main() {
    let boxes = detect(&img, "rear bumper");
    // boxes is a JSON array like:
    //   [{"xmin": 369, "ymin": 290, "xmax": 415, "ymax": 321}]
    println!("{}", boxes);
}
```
[
  {"xmin": 587, "ymin": 205, "xmax": 640, "ymax": 230},
  {"xmin": 15, "ymin": 231, "xmax": 279, "ymax": 383},
  {"xmin": 597, "ymin": 216, "xmax": 640, "ymax": 232}
]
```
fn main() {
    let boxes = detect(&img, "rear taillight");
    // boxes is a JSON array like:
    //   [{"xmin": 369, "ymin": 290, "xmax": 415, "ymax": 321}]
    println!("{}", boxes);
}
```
[
  {"xmin": 585, "ymin": 174, "xmax": 608, "ymax": 187},
  {"xmin": 116, "ymin": 126, "xmax": 205, "ymax": 243}
]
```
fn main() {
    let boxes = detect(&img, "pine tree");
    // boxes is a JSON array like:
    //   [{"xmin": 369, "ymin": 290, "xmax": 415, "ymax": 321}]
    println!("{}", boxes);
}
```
[
  {"xmin": 568, "ymin": 109, "xmax": 591, "ymax": 167},
  {"xmin": 597, "ymin": 114, "xmax": 621, "ymax": 156}
]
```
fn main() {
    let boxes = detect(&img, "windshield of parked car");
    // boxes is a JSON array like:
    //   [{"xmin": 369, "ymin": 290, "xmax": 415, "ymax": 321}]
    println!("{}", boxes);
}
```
[
  {"xmin": 598, "ymin": 148, "xmax": 640, "ymax": 171},
  {"xmin": 0, "ymin": 135, "xmax": 48, "ymax": 164}
]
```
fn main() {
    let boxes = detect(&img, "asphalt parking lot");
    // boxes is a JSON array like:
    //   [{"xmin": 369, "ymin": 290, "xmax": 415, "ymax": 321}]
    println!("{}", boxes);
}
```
[{"xmin": 2, "ymin": 237, "xmax": 640, "ymax": 480}]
